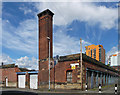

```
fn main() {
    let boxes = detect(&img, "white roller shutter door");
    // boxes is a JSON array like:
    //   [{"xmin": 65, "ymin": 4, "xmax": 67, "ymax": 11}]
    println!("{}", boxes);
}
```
[
  {"xmin": 30, "ymin": 74, "xmax": 38, "ymax": 89},
  {"xmin": 18, "ymin": 75, "xmax": 26, "ymax": 88}
]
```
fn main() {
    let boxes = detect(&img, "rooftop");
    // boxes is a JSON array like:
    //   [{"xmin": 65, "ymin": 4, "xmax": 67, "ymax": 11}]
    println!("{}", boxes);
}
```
[
  {"xmin": 0, "ymin": 63, "xmax": 35, "ymax": 72},
  {"xmin": 37, "ymin": 9, "xmax": 54, "ymax": 17},
  {"xmin": 59, "ymin": 53, "xmax": 118, "ymax": 73},
  {"xmin": 19, "ymin": 68, "xmax": 35, "ymax": 72},
  {"xmin": 0, "ymin": 64, "xmax": 18, "ymax": 68},
  {"xmin": 85, "ymin": 44, "xmax": 103, "ymax": 48}
]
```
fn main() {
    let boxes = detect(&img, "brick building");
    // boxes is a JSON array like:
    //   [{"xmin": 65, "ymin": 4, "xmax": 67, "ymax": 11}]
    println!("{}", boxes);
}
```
[
  {"xmin": 85, "ymin": 44, "xmax": 105, "ymax": 64},
  {"xmin": 37, "ymin": 9, "xmax": 119, "ymax": 90},
  {"xmin": 0, "ymin": 64, "xmax": 21, "ymax": 87},
  {"xmin": 0, "ymin": 63, "xmax": 33, "ymax": 87}
]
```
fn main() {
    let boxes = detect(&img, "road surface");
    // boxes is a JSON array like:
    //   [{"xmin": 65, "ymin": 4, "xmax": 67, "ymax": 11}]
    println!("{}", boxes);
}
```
[{"xmin": 0, "ymin": 84, "xmax": 119, "ymax": 95}]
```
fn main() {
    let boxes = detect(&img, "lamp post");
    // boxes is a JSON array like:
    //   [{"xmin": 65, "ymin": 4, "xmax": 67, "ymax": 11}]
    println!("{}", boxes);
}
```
[
  {"xmin": 47, "ymin": 37, "xmax": 50, "ymax": 90},
  {"xmin": 80, "ymin": 38, "xmax": 83, "ymax": 90}
]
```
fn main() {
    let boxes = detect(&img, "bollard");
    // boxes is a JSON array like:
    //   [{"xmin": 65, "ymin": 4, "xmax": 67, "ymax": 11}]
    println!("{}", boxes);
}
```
[
  {"xmin": 99, "ymin": 84, "xmax": 101, "ymax": 93},
  {"xmin": 115, "ymin": 84, "xmax": 117, "ymax": 94},
  {"xmin": 85, "ymin": 83, "xmax": 88, "ymax": 91}
]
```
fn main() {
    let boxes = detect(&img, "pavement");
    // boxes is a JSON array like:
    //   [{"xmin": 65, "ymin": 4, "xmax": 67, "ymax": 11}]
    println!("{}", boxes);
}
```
[{"xmin": 0, "ymin": 84, "xmax": 120, "ymax": 95}]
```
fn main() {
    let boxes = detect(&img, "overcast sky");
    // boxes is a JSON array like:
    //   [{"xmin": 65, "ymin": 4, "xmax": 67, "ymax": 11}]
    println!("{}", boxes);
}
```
[{"xmin": 1, "ymin": 1, "xmax": 119, "ymax": 70}]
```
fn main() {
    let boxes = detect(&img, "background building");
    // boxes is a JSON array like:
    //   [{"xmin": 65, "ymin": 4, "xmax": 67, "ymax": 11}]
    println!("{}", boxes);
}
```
[
  {"xmin": 85, "ymin": 44, "xmax": 105, "ymax": 64},
  {"xmin": 108, "ymin": 53, "xmax": 120, "ymax": 71},
  {"xmin": 0, "ymin": 63, "xmax": 21, "ymax": 87},
  {"xmin": 108, "ymin": 54, "xmax": 118, "ymax": 66}
]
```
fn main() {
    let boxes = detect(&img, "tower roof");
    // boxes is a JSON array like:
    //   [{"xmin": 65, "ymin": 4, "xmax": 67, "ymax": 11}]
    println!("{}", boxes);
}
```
[{"xmin": 37, "ymin": 9, "xmax": 54, "ymax": 17}]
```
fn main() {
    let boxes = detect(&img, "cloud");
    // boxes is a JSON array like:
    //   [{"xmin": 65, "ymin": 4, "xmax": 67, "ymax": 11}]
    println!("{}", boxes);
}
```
[
  {"xmin": 0, "ymin": 2, "xmax": 2, "ymax": 55},
  {"xmin": 0, "ymin": 18, "xmax": 2, "ymax": 52},
  {"xmin": 3, "ymin": 0, "xmax": 119, "ymax": 2},
  {"xmin": 53, "ymin": 28, "xmax": 91, "ymax": 56},
  {"xmin": 0, "ymin": 54, "xmax": 13, "ymax": 64},
  {"xmin": 2, "ymin": 19, "xmax": 38, "ymax": 54},
  {"xmin": 106, "ymin": 46, "xmax": 118, "ymax": 62},
  {"xmin": 35, "ymin": 2, "xmax": 118, "ymax": 30},
  {"xmin": 0, "ymin": 6, "xmax": 1, "ymax": 17},
  {"xmin": 19, "ymin": 7, "xmax": 32, "ymax": 15},
  {"xmin": 16, "ymin": 56, "xmax": 38, "ymax": 70},
  {"xmin": 0, "ymin": 54, "xmax": 38, "ymax": 70},
  {"xmin": 2, "ymin": 2, "xmax": 118, "ymax": 55}
]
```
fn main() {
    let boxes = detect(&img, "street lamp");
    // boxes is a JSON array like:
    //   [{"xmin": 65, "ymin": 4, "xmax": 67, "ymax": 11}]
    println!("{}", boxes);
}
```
[
  {"xmin": 47, "ymin": 37, "xmax": 50, "ymax": 90},
  {"xmin": 80, "ymin": 38, "xmax": 83, "ymax": 90}
]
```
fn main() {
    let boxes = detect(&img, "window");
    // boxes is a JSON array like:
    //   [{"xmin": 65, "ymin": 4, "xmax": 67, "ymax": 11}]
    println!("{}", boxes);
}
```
[
  {"xmin": 99, "ymin": 46, "xmax": 101, "ymax": 61},
  {"xmin": 66, "ymin": 71, "xmax": 72, "ymax": 83},
  {"xmin": 91, "ymin": 50, "xmax": 92, "ymax": 57},
  {"xmin": 88, "ymin": 51, "xmax": 90, "ymax": 56},
  {"xmin": 94, "ymin": 49, "xmax": 96, "ymax": 59}
]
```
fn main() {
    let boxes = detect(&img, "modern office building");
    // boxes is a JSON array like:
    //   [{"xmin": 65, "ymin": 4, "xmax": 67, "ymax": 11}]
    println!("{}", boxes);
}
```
[
  {"xmin": 108, "ymin": 53, "xmax": 120, "ymax": 71},
  {"xmin": 85, "ymin": 44, "xmax": 105, "ymax": 64},
  {"xmin": 108, "ymin": 54, "xmax": 118, "ymax": 66}
]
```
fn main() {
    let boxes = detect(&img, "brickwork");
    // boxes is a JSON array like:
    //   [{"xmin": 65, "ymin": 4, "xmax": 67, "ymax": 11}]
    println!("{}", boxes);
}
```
[
  {"xmin": 0, "ymin": 67, "xmax": 20, "ymax": 82},
  {"xmin": 38, "ymin": 57, "xmax": 119, "ymax": 89},
  {"xmin": 0, "ymin": 66, "xmax": 21, "ymax": 87},
  {"xmin": 84, "ymin": 61, "xmax": 117, "ymax": 76},
  {"xmin": 38, "ymin": 9, "xmax": 54, "ymax": 61}
]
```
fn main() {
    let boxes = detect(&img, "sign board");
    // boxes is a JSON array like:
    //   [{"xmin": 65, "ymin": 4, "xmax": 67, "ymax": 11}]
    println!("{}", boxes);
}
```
[{"xmin": 70, "ymin": 63, "xmax": 79, "ymax": 70}]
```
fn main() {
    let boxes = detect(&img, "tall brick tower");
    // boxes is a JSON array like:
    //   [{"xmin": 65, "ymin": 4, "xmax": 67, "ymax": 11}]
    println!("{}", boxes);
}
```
[{"xmin": 37, "ymin": 9, "xmax": 54, "ymax": 70}]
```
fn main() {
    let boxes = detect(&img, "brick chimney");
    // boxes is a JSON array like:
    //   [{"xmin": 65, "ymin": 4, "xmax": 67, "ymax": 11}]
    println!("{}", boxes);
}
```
[{"xmin": 37, "ymin": 9, "xmax": 54, "ymax": 61}]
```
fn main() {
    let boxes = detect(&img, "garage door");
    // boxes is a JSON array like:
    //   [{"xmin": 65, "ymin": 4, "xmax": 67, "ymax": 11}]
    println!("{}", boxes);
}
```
[
  {"xmin": 18, "ymin": 75, "xmax": 26, "ymax": 88},
  {"xmin": 30, "ymin": 74, "xmax": 38, "ymax": 89}
]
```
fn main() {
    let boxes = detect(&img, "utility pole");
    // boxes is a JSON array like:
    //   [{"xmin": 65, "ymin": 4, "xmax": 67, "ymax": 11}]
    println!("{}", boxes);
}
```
[{"xmin": 80, "ymin": 38, "xmax": 83, "ymax": 90}]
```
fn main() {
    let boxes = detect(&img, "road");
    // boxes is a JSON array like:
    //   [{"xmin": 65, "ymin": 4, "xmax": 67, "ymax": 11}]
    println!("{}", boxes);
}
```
[{"xmin": 0, "ymin": 85, "xmax": 119, "ymax": 95}]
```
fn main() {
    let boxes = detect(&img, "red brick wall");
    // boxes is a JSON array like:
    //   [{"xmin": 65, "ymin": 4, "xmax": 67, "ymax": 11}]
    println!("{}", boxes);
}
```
[
  {"xmin": 39, "ymin": 60, "xmax": 79, "ymax": 83},
  {"xmin": 84, "ymin": 61, "xmax": 116, "ymax": 76},
  {"xmin": 0, "ymin": 67, "xmax": 21, "ymax": 82},
  {"xmin": 39, "ymin": 60, "xmax": 49, "ymax": 71},
  {"xmin": 53, "ymin": 60, "xmax": 78, "ymax": 83},
  {"xmin": 38, "ymin": 14, "xmax": 53, "ymax": 61},
  {"xmin": 39, "ymin": 59, "xmax": 117, "ymax": 86}
]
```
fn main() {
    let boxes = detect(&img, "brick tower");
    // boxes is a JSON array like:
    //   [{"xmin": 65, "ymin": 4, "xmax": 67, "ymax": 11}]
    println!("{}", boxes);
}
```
[{"xmin": 37, "ymin": 9, "xmax": 54, "ymax": 70}]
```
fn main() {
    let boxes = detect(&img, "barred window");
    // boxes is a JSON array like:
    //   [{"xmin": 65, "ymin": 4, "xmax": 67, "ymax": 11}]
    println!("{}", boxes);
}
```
[{"xmin": 66, "ymin": 71, "xmax": 72, "ymax": 83}]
